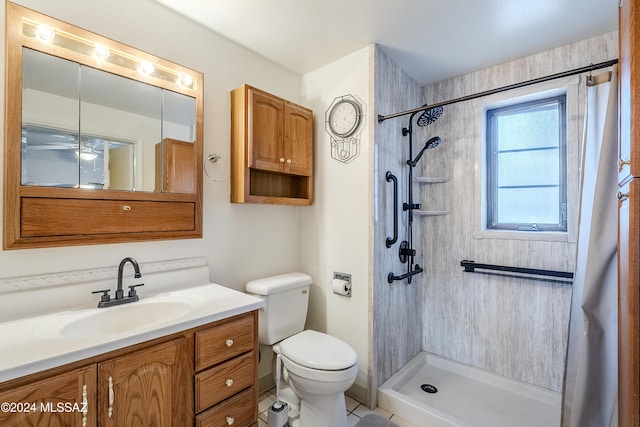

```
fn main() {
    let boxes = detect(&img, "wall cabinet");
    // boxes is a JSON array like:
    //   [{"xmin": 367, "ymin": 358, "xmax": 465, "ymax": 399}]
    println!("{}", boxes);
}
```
[
  {"xmin": 231, "ymin": 84, "xmax": 313, "ymax": 205},
  {"xmin": 0, "ymin": 311, "xmax": 258, "ymax": 427},
  {"xmin": 3, "ymin": 3, "xmax": 204, "ymax": 250}
]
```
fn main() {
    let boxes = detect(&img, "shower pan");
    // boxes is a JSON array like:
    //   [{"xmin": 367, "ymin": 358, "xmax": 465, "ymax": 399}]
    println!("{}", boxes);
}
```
[{"xmin": 386, "ymin": 105, "xmax": 443, "ymax": 284}]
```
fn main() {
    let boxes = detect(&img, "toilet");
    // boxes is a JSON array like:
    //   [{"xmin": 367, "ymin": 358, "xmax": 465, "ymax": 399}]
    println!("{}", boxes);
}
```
[{"xmin": 245, "ymin": 273, "xmax": 358, "ymax": 427}]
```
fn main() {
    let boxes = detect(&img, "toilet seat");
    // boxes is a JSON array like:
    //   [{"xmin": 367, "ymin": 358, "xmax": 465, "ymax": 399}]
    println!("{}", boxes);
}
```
[
  {"xmin": 280, "ymin": 352, "xmax": 359, "ymax": 383},
  {"xmin": 278, "ymin": 330, "xmax": 357, "ymax": 370}
]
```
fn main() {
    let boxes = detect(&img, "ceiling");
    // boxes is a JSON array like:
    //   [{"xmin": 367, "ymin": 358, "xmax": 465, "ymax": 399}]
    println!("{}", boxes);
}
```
[{"xmin": 153, "ymin": 0, "xmax": 617, "ymax": 87}]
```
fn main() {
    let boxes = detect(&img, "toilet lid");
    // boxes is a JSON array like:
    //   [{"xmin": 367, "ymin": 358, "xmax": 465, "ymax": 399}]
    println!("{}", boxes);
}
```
[{"xmin": 279, "ymin": 330, "xmax": 357, "ymax": 371}]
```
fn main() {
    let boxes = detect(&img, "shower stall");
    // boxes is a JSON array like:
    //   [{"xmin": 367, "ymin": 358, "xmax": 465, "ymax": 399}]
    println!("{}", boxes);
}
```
[{"xmin": 370, "ymin": 35, "xmax": 618, "ymax": 426}]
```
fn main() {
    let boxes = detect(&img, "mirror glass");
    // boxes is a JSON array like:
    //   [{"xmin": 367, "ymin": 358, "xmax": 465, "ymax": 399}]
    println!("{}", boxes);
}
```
[{"xmin": 20, "ymin": 48, "xmax": 196, "ymax": 193}]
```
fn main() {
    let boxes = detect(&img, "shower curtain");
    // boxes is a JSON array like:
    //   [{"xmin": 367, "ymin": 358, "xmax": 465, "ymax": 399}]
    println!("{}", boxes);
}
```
[{"xmin": 562, "ymin": 66, "xmax": 618, "ymax": 427}]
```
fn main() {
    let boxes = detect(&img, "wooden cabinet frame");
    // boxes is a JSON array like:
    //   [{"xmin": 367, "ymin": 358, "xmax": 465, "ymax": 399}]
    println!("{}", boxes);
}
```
[
  {"xmin": 619, "ymin": 0, "xmax": 640, "ymax": 424},
  {"xmin": 3, "ymin": 3, "xmax": 204, "ymax": 249}
]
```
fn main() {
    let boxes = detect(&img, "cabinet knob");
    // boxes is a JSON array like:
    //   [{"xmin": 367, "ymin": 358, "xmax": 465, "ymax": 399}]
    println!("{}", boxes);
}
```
[
  {"xmin": 226, "ymin": 416, "xmax": 235, "ymax": 425},
  {"xmin": 123, "ymin": 205, "xmax": 132, "ymax": 211},
  {"xmin": 225, "ymin": 378, "xmax": 234, "ymax": 387},
  {"xmin": 618, "ymin": 191, "xmax": 630, "ymax": 201},
  {"xmin": 286, "ymin": 159, "xmax": 292, "ymax": 164},
  {"xmin": 225, "ymin": 339, "xmax": 234, "ymax": 347},
  {"xmin": 279, "ymin": 157, "xmax": 285, "ymax": 163}
]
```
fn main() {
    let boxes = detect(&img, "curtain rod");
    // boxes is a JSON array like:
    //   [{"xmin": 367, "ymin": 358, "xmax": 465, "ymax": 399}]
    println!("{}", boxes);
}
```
[{"xmin": 377, "ymin": 58, "xmax": 619, "ymax": 123}]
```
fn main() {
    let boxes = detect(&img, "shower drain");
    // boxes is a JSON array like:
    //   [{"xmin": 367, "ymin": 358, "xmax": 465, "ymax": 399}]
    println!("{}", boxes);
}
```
[{"xmin": 421, "ymin": 384, "xmax": 438, "ymax": 394}]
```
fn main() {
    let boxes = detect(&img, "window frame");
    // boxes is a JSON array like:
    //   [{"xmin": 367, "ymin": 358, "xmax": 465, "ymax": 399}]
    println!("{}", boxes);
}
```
[{"xmin": 485, "ymin": 95, "xmax": 568, "ymax": 232}]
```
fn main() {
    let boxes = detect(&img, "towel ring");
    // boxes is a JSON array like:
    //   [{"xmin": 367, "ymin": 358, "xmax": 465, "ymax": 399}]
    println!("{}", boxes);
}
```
[{"xmin": 204, "ymin": 153, "xmax": 230, "ymax": 182}]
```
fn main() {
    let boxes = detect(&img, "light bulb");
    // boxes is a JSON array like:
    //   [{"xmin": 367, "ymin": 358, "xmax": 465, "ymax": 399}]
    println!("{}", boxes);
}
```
[
  {"xmin": 36, "ymin": 25, "xmax": 55, "ymax": 42},
  {"xmin": 94, "ymin": 44, "xmax": 110, "ymax": 60},
  {"xmin": 139, "ymin": 61, "xmax": 155, "ymax": 75},
  {"xmin": 179, "ymin": 74, "xmax": 193, "ymax": 87}
]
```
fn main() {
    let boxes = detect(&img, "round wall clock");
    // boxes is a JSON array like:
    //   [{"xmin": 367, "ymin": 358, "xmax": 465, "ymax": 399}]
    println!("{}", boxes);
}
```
[{"xmin": 327, "ymin": 97, "xmax": 362, "ymax": 138}]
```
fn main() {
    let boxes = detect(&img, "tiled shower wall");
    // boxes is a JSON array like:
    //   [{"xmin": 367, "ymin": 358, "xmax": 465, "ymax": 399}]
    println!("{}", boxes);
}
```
[
  {"xmin": 369, "ymin": 47, "xmax": 424, "ymax": 407},
  {"xmin": 417, "ymin": 32, "xmax": 618, "ymax": 391}
]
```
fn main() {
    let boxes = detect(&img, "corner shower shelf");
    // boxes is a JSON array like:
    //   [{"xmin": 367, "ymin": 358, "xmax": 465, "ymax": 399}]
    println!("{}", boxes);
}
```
[
  {"xmin": 414, "ymin": 210, "xmax": 448, "ymax": 216},
  {"xmin": 413, "ymin": 177, "xmax": 449, "ymax": 184}
]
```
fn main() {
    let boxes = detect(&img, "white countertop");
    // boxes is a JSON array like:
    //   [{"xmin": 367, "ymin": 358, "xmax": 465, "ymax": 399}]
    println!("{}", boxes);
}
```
[{"xmin": 0, "ymin": 282, "xmax": 263, "ymax": 383}]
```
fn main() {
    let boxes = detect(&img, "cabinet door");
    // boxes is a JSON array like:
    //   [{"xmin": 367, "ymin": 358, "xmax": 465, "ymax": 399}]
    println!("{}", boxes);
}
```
[
  {"xmin": 619, "ymin": 179, "xmax": 640, "ymax": 427},
  {"xmin": 283, "ymin": 102, "xmax": 313, "ymax": 176},
  {"xmin": 249, "ymin": 88, "xmax": 284, "ymax": 173},
  {"xmin": 0, "ymin": 365, "xmax": 96, "ymax": 427},
  {"xmin": 98, "ymin": 337, "xmax": 191, "ymax": 426}
]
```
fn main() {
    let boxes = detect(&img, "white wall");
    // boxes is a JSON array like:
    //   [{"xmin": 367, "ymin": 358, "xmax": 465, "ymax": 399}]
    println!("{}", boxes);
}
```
[
  {"xmin": 300, "ymin": 46, "xmax": 373, "ymax": 399},
  {"xmin": 0, "ymin": 0, "xmax": 305, "ymax": 291}
]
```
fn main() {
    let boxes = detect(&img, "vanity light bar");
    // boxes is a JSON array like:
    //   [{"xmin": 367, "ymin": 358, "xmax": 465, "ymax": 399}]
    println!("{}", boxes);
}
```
[{"xmin": 21, "ymin": 17, "xmax": 197, "ymax": 90}]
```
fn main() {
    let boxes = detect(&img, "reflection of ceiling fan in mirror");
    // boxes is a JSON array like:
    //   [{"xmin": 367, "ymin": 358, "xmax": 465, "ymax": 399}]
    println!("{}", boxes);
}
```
[{"xmin": 22, "ymin": 124, "xmax": 126, "ymax": 160}]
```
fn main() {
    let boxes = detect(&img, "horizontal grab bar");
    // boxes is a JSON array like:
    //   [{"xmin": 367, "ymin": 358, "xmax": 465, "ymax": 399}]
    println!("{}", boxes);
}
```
[{"xmin": 460, "ymin": 260, "xmax": 573, "ymax": 280}]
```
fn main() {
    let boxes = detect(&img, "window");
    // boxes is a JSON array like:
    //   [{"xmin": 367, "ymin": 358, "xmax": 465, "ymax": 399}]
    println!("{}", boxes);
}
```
[{"xmin": 486, "ymin": 95, "xmax": 567, "ymax": 232}]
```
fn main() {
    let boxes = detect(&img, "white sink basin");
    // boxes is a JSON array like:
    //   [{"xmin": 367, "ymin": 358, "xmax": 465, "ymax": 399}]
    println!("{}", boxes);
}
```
[{"xmin": 34, "ymin": 295, "xmax": 198, "ymax": 339}]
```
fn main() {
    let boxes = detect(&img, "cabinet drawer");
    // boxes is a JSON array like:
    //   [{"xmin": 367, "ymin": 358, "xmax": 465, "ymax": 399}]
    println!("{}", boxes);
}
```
[
  {"xmin": 196, "ymin": 314, "xmax": 255, "ymax": 371},
  {"xmin": 21, "ymin": 197, "xmax": 195, "ymax": 237},
  {"xmin": 196, "ymin": 386, "xmax": 257, "ymax": 427},
  {"xmin": 195, "ymin": 352, "xmax": 255, "ymax": 413}
]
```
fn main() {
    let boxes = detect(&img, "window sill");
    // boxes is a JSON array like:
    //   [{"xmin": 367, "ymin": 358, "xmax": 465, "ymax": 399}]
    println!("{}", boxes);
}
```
[{"xmin": 473, "ymin": 229, "xmax": 568, "ymax": 242}]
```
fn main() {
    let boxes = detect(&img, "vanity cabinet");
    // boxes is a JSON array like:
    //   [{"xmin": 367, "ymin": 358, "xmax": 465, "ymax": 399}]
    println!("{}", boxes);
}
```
[
  {"xmin": 0, "ymin": 365, "xmax": 96, "ymax": 426},
  {"xmin": 0, "ymin": 311, "xmax": 258, "ymax": 427},
  {"xmin": 194, "ymin": 313, "xmax": 258, "ymax": 426},
  {"xmin": 97, "ymin": 337, "xmax": 191, "ymax": 426},
  {"xmin": 231, "ymin": 84, "xmax": 313, "ymax": 205}
]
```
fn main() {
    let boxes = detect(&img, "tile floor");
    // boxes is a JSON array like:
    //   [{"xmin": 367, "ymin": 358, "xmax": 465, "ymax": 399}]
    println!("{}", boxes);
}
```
[{"xmin": 257, "ymin": 389, "xmax": 418, "ymax": 427}]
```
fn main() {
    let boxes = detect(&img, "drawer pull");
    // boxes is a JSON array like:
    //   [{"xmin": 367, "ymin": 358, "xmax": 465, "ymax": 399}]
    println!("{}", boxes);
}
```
[
  {"xmin": 226, "ymin": 416, "xmax": 235, "ymax": 425},
  {"xmin": 123, "ymin": 205, "xmax": 132, "ymax": 211},
  {"xmin": 108, "ymin": 376, "xmax": 114, "ymax": 418},
  {"xmin": 225, "ymin": 339, "xmax": 234, "ymax": 347},
  {"xmin": 225, "ymin": 378, "xmax": 234, "ymax": 387},
  {"xmin": 81, "ymin": 384, "xmax": 88, "ymax": 427}
]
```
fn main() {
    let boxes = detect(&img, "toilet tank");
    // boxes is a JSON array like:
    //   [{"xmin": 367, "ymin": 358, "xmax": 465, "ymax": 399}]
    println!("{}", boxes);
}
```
[{"xmin": 245, "ymin": 272, "xmax": 311, "ymax": 345}]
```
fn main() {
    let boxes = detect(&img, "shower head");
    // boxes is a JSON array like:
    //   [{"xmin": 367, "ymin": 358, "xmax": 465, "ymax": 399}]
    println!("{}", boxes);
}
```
[
  {"xmin": 417, "ymin": 106, "xmax": 443, "ymax": 127},
  {"xmin": 407, "ymin": 136, "xmax": 442, "ymax": 167}
]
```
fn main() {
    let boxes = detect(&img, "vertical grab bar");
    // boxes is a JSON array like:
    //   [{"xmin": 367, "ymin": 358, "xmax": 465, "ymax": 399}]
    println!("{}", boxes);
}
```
[{"xmin": 386, "ymin": 171, "xmax": 398, "ymax": 248}]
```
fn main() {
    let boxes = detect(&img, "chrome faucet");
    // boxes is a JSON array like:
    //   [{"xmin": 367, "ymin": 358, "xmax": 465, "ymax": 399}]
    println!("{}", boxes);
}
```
[{"xmin": 92, "ymin": 257, "xmax": 144, "ymax": 308}]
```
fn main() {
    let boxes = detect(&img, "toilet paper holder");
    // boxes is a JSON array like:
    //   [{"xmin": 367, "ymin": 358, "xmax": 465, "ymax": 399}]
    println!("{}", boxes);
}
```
[{"xmin": 332, "ymin": 272, "xmax": 352, "ymax": 297}]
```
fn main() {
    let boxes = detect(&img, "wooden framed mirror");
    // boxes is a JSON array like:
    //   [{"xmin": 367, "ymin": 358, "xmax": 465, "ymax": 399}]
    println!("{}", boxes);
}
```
[{"xmin": 4, "ymin": 2, "xmax": 204, "ymax": 249}]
